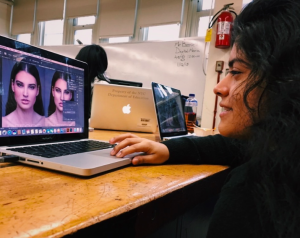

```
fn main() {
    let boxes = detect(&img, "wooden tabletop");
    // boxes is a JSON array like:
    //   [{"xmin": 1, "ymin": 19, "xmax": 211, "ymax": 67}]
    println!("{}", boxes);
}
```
[{"xmin": 0, "ymin": 130, "xmax": 228, "ymax": 238}]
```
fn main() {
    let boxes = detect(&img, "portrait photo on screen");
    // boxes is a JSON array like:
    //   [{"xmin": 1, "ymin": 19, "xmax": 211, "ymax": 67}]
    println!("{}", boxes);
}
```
[
  {"xmin": 45, "ymin": 70, "xmax": 76, "ymax": 127},
  {"xmin": 1, "ymin": 59, "xmax": 45, "ymax": 128}
]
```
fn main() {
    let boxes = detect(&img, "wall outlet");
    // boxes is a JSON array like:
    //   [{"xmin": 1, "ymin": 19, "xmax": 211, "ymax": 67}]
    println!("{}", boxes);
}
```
[{"xmin": 215, "ymin": 61, "xmax": 224, "ymax": 72}]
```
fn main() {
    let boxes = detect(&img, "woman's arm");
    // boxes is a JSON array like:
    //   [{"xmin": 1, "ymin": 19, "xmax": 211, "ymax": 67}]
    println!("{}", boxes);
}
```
[
  {"xmin": 162, "ymin": 134, "xmax": 243, "ymax": 167},
  {"xmin": 110, "ymin": 134, "xmax": 243, "ymax": 167}
]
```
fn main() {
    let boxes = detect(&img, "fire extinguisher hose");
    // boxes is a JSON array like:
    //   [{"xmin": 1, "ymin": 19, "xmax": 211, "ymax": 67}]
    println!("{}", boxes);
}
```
[{"xmin": 208, "ymin": 4, "xmax": 237, "ymax": 29}]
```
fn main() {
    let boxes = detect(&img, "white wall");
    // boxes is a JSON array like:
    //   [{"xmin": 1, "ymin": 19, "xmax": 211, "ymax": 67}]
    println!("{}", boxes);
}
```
[
  {"xmin": 42, "ymin": 37, "xmax": 206, "ymax": 118},
  {"xmin": 0, "ymin": 2, "xmax": 11, "ymax": 36},
  {"xmin": 200, "ymin": 0, "xmax": 243, "ymax": 130}
]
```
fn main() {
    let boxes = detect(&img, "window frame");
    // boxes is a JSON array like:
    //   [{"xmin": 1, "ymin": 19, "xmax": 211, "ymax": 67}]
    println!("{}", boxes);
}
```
[
  {"xmin": 38, "ymin": 19, "xmax": 65, "ymax": 46},
  {"xmin": 197, "ymin": 9, "xmax": 213, "ymax": 37},
  {"xmin": 72, "ymin": 16, "xmax": 96, "ymax": 45},
  {"xmin": 73, "ymin": 25, "xmax": 95, "ymax": 44},
  {"xmin": 16, "ymin": 33, "xmax": 32, "ymax": 45},
  {"xmin": 142, "ymin": 23, "xmax": 181, "ymax": 41}
]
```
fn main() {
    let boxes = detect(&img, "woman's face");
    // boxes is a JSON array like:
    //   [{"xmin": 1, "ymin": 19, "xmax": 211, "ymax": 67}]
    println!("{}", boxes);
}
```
[
  {"xmin": 12, "ymin": 71, "xmax": 39, "ymax": 111},
  {"xmin": 213, "ymin": 45, "xmax": 262, "ymax": 138},
  {"xmin": 52, "ymin": 78, "xmax": 72, "ymax": 112}
]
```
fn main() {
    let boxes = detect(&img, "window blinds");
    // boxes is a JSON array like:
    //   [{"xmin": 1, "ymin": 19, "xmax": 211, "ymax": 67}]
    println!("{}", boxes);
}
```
[
  {"xmin": 11, "ymin": 0, "xmax": 184, "ymax": 37},
  {"xmin": 138, "ymin": 0, "xmax": 183, "ymax": 27},
  {"xmin": 97, "ymin": 0, "xmax": 137, "ymax": 38},
  {"xmin": 66, "ymin": 0, "xmax": 98, "ymax": 18},
  {"xmin": 36, "ymin": 0, "xmax": 64, "ymax": 22},
  {"xmin": 11, "ymin": 0, "xmax": 35, "ymax": 35}
]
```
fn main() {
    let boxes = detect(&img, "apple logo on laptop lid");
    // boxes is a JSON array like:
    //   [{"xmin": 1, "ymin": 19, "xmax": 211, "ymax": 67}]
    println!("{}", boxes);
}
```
[{"xmin": 122, "ymin": 104, "xmax": 131, "ymax": 114}]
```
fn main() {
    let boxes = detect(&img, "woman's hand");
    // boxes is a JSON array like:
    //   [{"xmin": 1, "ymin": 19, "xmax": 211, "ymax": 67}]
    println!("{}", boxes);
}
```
[{"xmin": 109, "ymin": 133, "xmax": 170, "ymax": 165}]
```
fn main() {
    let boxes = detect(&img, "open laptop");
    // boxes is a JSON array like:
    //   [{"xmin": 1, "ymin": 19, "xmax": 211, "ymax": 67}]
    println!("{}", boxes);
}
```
[
  {"xmin": 90, "ymin": 84, "xmax": 158, "ymax": 133},
  {"xmin": 108, "ymin": 78, "xmax": 143, "ymax": 87},
  {"xmin": 0, "ymin": 35, "xmax": 133, "ymax": 176},
  {"xmin": 151, "ymin": 82, "xmax": 195, "ymax": 141}
]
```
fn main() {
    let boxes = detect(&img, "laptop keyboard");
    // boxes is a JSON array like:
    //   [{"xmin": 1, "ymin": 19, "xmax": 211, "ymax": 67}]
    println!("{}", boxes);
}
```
[{"xmin": 7, "ymin": 140, "xmax": 115, "ymax": 158}]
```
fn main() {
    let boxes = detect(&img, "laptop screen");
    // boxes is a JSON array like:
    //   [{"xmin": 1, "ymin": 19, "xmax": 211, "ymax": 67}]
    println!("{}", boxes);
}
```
[
  {"xmin": 152, "ymin": 82, "xmax": 187, "ymax": 138},
  {"xmin": 0, "ymin": 36, "xmax": 89, "ymax": 145}
]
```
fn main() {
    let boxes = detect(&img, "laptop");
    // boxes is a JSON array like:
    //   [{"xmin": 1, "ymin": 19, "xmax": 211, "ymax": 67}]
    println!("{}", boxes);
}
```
[
  {"xmin": 90, "ymin": 84, "xmax": 158, "ymax": 133},
  {"xmin": 108, "ymin": 78, "xmax": 143, "ymax": 87},
  {"xmin": 151, "ymin": 82, "xmax": 195, "ymax": 141},
  {"xmin": 0, "ymin": 35, "xmax": 134, "ymax": 176}
]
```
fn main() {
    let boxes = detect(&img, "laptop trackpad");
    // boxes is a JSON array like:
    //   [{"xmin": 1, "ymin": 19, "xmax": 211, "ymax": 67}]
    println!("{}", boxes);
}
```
[{"xmin": 90, "ymin": 150, "xmax": 144, "ymax": 158}]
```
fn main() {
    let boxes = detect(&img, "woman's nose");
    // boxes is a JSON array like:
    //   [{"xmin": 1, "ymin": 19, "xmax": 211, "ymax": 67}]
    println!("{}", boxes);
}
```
[
  {"xmin": 213, "ymin": 73, "xmax": 230, "ymax": 97},
  {"xmin": 23, "ymin": 87, "xmax": 28, "ymax": 97}
]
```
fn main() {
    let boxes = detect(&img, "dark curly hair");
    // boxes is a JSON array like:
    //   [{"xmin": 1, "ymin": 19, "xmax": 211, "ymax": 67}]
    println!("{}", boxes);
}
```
[{"xmin": 232, "ymin": 0, "xmax": 300, "ymax": 236}]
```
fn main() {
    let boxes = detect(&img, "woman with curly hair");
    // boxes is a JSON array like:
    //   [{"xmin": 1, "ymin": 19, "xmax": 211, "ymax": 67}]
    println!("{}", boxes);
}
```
[{"xmin": 108, "ymin": 0, "xmax": 300, "ymax": 237}]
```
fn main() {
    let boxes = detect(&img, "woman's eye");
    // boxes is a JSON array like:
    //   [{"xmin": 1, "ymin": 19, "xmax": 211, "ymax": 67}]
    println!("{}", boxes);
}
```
[
  {"xmin": 29, "ymin": 85, "xmax": 36, "ymax": 90},
  {"xmin": 16, "ymin": 82, "xmax": 23, "ymax": 87},
  {"xmin": 229, "ymin": 70, "xmax": 241, "ymax": 76},
  {"xmin": 55, "ymin": 88, "xmax": 61, "ymax": 93},
  {"xmin": 64, "ymin": 90, "xmax": 70, "ymax": 95}
]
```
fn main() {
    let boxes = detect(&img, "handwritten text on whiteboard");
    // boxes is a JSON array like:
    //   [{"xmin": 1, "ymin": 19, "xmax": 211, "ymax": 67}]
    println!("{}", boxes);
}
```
[{"xmin": 174, "ymin": 41, "xmax": 201, "ymax": 67}]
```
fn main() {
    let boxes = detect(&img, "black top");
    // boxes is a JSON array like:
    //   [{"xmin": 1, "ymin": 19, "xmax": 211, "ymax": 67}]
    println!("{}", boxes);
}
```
[{"xmin": 161, "ymin": 135, "xmax": 263, "ymax": 238}]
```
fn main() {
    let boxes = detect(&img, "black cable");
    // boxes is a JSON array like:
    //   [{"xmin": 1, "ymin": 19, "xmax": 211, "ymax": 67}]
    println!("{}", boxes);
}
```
[{"xmin": 0, "ymin": 155, "xmax": 20, "ymax": 163}]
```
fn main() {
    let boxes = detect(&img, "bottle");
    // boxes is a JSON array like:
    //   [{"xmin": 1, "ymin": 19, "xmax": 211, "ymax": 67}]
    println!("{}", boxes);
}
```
[{"xmin": 184, "ymin": 94, "xmax": 198, "ymax": 133}]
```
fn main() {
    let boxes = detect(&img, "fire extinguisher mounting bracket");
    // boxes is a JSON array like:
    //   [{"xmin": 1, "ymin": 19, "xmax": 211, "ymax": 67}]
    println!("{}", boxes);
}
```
[{"xmin": 223, "ymin": 3, "xmax": 234, "ymax": 9}]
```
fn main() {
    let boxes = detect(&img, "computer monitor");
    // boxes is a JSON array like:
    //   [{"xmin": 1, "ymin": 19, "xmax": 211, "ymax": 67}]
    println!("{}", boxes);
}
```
[{"xmin": 0, "ymin": 35, "xmax": 89, "ymax": 145}]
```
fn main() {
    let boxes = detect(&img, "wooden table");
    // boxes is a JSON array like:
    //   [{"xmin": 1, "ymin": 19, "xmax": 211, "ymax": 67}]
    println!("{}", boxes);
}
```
[{"xmin": 0, "ymin": 130, "xmax": 229, "ymax": 238}]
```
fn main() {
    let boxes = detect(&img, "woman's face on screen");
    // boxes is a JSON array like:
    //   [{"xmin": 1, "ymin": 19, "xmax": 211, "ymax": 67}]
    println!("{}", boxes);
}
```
[
  {"xmin": 52, "ymin": 78, "xmax": 72, "ymax": 112},
  {"xmin": 12, "ymin": 71, "xmax": 39, "ymax": 111}
]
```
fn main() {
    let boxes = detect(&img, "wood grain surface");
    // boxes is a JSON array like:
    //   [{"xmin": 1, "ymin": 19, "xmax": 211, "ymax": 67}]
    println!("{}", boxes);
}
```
[{"xmin": 0, "ymin": 130, "xmax": 227, "ymax": 238}]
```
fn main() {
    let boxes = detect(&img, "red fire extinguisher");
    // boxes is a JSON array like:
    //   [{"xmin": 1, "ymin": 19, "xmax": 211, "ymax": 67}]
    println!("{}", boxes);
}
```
[{"xmin": 207, "ymin": 3, "xmax": 237, "ymax": 49}]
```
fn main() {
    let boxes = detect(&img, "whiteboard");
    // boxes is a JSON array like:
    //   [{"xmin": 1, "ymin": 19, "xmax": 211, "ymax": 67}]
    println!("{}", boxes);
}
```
[{"xmin": 42, "ymin": 37, "xmax": 206, "ymax": 117}]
